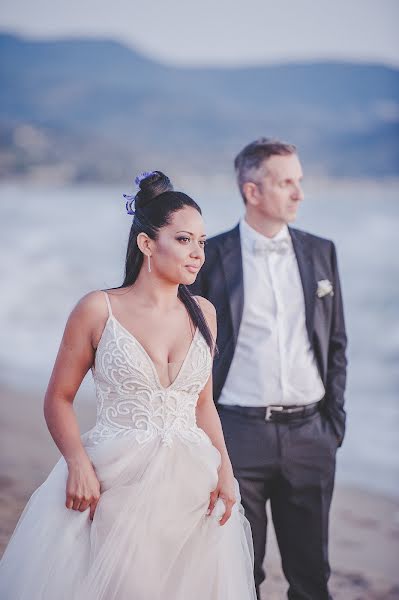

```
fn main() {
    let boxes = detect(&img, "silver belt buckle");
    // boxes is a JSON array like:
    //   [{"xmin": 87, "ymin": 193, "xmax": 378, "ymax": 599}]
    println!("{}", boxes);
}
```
[{"xmin": 265, "ymin": 405, "xmax": 284, "ymax": 421}]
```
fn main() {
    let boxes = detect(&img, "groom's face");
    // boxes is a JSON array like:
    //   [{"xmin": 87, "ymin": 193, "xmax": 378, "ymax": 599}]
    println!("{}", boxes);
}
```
[{"xmin": 250, "ymin": 153, "xmax": 304, "ymax": 225}]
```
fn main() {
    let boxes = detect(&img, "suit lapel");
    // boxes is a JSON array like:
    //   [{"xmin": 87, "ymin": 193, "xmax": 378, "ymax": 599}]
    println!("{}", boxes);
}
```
[
  {"xmin": 289, "ymin": 228, "xmax": 316, "ymax": 343},
  {"xmin": 217, "ymin": 225, "xmax": 316, "ymax": 347},
  {"xmin": 218, "ymin": 225, "xmax": 244, "ymax": 344}
]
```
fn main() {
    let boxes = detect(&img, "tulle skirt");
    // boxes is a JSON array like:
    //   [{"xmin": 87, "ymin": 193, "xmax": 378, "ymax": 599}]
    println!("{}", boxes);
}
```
[{"xmin": 0, "ymin": 432, "xmax": 256, "ymax": 599}]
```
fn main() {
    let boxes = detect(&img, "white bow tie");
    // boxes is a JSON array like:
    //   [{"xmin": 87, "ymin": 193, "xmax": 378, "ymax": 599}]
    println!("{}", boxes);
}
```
[{"xmin": 252, "ymin": 238, "xmax": 290, "ymax": 256}]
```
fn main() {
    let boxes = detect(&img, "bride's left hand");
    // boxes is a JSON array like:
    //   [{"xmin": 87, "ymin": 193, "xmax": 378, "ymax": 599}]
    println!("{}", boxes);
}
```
[{"xmin": 208, "ymin": 463, "xmax": 236, "ymax": 526}]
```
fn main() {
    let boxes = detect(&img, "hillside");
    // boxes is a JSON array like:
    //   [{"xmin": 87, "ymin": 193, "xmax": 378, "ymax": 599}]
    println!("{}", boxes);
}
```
[{"xmin": 1, "ymin": 33, "xmax": 398, "ymax": 181}]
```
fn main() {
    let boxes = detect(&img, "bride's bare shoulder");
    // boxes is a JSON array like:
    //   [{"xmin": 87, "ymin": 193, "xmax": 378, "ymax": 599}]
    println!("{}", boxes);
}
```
[
  {"xmin": 192, "ymin": 295, "xmax": 217, "ymax": 332},
  {"xmin": 62, "ymin": 291, "xmax": 111, "ymax": 348},
  {"xmin": 192, "ymin": 295, "xmax": 215, "ymax": 315},
  {"xmin": 68, "ymin": 290, "xmax": 109, "ymax": 327},
  {"xmin": 75, "ymin": 289, "xmax": 107, "ymax": 311}
]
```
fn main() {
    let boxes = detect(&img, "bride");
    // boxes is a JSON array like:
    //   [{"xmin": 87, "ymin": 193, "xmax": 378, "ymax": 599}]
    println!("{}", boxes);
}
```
[{"xmin": 0, "ymin": 171, "xmax": 256, "ymax": 599}]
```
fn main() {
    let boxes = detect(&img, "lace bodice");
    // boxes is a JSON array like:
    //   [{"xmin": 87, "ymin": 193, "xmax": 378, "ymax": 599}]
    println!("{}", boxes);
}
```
[{"xmin": 86, "ymin": 293, "xmax": 213, "ymax": 447}]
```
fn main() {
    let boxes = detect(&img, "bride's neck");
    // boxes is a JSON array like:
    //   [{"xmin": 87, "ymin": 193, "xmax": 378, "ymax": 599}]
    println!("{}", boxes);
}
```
[{"xmin": 128, "ymin": 271, "xmax": 180, "ymax": 310}]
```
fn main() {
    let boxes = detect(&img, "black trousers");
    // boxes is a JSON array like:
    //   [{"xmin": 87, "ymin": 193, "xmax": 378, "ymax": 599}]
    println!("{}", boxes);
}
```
[{"xmin": 218, "ymin": 405, "xmax": 338, "ymax": 600}]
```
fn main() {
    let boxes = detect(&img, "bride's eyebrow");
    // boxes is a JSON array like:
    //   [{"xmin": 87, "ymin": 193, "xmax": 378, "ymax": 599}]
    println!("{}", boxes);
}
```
[{"xmin": 175, "ymin": 230, "xmax": 207, "ymax": 237}]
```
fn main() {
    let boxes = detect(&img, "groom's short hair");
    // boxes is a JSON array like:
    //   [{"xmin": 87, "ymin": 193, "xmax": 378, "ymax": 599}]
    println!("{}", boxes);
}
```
[{"xmin": 234, "ymin": 137, "xmax": 297, "ymax": 203}]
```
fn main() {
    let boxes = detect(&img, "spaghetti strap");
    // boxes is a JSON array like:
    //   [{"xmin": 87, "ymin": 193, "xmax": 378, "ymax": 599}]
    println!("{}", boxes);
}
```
[{"xmin": 103, "ymin": 291, "xmax": 113, "ymax": 318}]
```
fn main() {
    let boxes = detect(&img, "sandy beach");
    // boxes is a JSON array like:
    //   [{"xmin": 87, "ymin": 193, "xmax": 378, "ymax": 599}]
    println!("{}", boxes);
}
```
[{"xmin": 1, "ymin": 384, "xmax": 398, "ymax": 599}]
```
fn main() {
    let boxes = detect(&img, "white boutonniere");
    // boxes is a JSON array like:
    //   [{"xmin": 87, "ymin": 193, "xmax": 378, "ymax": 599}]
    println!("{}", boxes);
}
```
[{"xmin": 317, "ymin": 279, "xmax": 334, "ymax": 298}]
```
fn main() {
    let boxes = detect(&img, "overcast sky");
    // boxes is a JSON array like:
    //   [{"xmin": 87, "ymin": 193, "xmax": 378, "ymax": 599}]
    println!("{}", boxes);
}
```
[{"xmin": 1, "ymin": 0, "xmax": 399, "ymax": 67}]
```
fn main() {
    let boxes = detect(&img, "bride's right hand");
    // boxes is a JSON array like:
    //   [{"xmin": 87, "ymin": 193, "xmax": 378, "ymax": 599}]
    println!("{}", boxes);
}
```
[{"xmin": 65, "ymin": 457, "xmax": 101, "ymax": 520}]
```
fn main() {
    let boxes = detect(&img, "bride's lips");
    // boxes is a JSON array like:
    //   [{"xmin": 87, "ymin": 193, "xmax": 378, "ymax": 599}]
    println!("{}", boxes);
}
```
[{"xmin": 185, "ymin": 265, "xmax": 200, "ymax": 273}]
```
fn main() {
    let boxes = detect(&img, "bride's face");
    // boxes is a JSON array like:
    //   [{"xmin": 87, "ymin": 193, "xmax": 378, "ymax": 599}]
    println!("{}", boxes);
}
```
[{"xmin": 151, "ymin": 206, "xmax": 206, "ymax": 285}]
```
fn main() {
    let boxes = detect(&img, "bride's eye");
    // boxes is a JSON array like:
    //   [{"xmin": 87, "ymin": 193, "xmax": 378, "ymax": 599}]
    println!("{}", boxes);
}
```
[
  {"xmin": 199, "ymin": 240, "xmax": 207, "ymax": 247},
  {"xmin": 177, "ymin": 236, "xmax": 190, "ymax": 244}
]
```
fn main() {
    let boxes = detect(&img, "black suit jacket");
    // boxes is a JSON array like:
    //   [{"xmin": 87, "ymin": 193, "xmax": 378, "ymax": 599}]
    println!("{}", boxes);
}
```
[{"xmin": 190, "ymin": 224, "xmax": 347, "ymax": 445}]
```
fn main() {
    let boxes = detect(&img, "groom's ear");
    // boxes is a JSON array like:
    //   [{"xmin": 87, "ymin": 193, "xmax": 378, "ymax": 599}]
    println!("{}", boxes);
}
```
[{"xmin": 242, "ymin": 182, "xmax": 259, "ymax": 207}]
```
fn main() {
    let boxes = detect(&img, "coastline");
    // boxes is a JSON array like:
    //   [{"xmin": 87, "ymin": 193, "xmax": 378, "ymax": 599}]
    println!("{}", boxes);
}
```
[{"xmin": 1, "ymin": 385, "xmax": 398, "ymax": 598}]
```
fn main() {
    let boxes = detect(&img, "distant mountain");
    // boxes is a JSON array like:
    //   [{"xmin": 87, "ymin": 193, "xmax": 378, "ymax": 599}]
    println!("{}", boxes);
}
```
[{"xmin": 1, "ymin": 32, "xmax": 398, "ymax": 182}]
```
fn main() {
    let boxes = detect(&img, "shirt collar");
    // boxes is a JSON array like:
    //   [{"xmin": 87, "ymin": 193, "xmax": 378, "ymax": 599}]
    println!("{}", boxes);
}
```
[{"xmin": 239, "ymin": 217, "xmax": 290, "ymax": 254}]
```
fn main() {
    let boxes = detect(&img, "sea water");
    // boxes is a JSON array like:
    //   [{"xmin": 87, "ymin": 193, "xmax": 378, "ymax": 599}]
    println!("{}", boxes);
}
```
[{"xmin": 0, "ymin": 180, "xmax": 398, "ymax": 498}]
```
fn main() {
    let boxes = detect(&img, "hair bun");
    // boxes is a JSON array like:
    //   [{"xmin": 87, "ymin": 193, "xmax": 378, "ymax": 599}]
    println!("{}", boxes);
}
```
[{"xmin": 135, "ymin": 171, "xmax": 174, "ymax": 208}]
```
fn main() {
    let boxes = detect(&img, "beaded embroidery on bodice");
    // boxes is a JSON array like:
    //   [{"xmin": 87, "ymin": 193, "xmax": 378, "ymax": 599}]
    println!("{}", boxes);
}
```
[{"xmin": 86, "ymin": 293, "xmax": 213, "ymax": 447}]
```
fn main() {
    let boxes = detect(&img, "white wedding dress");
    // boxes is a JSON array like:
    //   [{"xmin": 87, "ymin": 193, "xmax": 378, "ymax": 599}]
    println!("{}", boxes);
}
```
[{"xmin": 0, "ymin": 293, "xmax": 256, "ymax": 600}]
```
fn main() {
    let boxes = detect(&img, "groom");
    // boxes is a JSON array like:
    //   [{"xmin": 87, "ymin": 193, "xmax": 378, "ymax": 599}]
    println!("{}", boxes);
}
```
[{"xmin": 191, "ymin": 138, "xmax": 347, "ymax": 599}]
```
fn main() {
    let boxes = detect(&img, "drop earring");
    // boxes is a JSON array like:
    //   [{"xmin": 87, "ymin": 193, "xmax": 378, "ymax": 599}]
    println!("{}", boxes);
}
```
[{"xmin": 147, "ymin": 255, "xmax": 151, "ymax": 273}]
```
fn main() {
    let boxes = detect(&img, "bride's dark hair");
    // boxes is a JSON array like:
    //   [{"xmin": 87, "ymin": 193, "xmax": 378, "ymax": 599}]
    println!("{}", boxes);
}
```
[{"xmin": 120, "ymin": 171, "xmax": 214, "ymax": 352}]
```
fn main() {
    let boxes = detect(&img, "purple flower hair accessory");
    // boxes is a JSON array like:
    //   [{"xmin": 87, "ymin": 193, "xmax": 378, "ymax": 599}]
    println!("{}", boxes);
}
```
[
  {"xmin": 123, "ymin": 171, "xmax": 155, "ymax": 215},
  {"xmin": 123, "ymin": 193, "xmax": 136, "ymax": 215},
  {"xmin": 134, "ymin": 171, "xmax": 155, "ymax": 187}
]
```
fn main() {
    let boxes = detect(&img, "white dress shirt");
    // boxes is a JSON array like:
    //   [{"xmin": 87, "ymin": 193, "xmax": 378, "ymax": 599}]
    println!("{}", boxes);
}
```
[{"xmin": 218, "ymin": 218, "xmax": 325, "ymax": 407}]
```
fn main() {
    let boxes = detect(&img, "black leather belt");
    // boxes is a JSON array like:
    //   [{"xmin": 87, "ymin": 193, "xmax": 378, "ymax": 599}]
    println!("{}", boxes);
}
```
[{"xmin": 218, "ymin": 401, "xmax": 320, "ymax": 422}]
